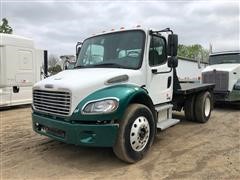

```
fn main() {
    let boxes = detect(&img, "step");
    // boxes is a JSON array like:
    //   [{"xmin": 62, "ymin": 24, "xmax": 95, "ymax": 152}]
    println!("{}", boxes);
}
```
[
  {"xmin": 157, "ymin": 118, "xmax": 180, "ymax": 130},
  {"xmin": 155, "ymin": 104, "xmax": 173, "ymax": 112}
]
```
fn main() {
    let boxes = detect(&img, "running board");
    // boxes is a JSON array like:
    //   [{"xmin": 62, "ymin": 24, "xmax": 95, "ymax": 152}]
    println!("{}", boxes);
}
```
[
  {"xmin": 157, "ymin": 118, "xmax": 180, "ymax": 130},
  {"xmin": 155, "ymin": 104, "xmax": 173, "ymax": 112}
]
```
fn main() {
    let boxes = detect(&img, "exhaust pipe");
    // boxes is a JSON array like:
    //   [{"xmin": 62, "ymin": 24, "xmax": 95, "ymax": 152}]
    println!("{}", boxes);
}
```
[{"xmin": 44, "ymin": 50, "xmax": 48, "ymax": 78}]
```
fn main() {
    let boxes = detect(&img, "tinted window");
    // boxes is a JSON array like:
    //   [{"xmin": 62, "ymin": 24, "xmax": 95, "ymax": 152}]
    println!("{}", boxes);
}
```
[
  {"xmin": 209, "ymin": 53, "xmax": 240, "ymax": 65},
  {"xmin": 149, "ymin": 36, "xmax": 166, "ymax": 66},
  {"xmin": 75, "ymin": 31, "xmax": 145, "ymax": 69},
  {"xmin": 83, "ymin": 44, "xmax": 104, "ymax": 64}
]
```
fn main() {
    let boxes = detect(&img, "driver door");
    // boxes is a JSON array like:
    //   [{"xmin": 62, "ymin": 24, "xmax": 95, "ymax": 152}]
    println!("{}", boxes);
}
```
[{"xmin": 147, "ymin": 35, "xmax": 173, "ymax": 105}]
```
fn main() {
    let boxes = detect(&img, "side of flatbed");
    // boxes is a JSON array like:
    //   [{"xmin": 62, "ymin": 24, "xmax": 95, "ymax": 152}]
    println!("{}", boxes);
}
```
[
  {"xmin": 172, "ymin": 83, "xmax": 215, "ymax": 113},
  {"xmin": 175, "ymin": 83, "xmax": 215, "ymax": 95}
]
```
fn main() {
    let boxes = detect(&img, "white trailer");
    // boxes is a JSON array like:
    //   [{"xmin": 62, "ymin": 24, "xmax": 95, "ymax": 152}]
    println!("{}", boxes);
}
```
[{"xmin": 0, "ymin": 33, "xmax": 44, "ymax": 107}]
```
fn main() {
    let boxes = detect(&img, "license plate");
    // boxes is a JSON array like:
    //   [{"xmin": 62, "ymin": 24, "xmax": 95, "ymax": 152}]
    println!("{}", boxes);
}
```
[{"xmin": 41, "ymin": 126, "xmax": 65, "ymax": 138}]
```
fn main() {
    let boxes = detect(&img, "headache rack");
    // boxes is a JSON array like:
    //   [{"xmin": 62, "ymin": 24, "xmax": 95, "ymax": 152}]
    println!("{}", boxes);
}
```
[{"xmin": 33, "ymin": 89, "xmax": 71, "ymax": 116}]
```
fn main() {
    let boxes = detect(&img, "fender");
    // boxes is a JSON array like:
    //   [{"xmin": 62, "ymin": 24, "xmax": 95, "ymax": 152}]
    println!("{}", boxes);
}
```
[{"xmin": 70, "ymin": 84, "xmax": 155, "ymax": 122}]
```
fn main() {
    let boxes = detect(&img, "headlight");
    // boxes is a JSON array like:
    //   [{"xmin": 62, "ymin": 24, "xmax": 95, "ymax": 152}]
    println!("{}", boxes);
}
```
[{"xmin": 82, "ymin": 99, "xmax": 119, "ymax": 114}]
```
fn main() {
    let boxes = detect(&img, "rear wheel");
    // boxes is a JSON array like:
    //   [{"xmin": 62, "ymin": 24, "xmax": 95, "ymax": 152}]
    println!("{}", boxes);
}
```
[
  {"xmin": 194, "ymin": 91, "xmax": 212, "ymax": 123},
  {"xmin": 184, "ymin": 95, "xmax": 196, "ymax": 121},
  {"xmin": 113, "ymin": 104, "xmax": 156, "ymax": 163}
]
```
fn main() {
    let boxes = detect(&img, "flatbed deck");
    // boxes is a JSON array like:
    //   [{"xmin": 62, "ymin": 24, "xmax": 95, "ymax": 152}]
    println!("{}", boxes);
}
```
[{"xmin": 175, "ymin": 83, "xmax": 215, "ymax": 95}]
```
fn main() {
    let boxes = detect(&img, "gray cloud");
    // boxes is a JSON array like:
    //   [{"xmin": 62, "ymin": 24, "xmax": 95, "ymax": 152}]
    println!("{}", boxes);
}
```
[{"xmin": 1, "ymin": 1, "xmax": 239, "ymax": 56}]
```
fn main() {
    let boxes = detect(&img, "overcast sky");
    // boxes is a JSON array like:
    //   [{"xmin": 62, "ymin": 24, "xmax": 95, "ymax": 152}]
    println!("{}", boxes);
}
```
[{"xmin": 1, "ymin": 0, "xmax": 239, "ymax": 56}]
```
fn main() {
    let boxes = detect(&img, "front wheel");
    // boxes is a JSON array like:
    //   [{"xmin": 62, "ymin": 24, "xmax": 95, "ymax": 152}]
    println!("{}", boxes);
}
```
[{"xmin": 113, "ymin": 104, "xmax": 156, "ymax": 163}]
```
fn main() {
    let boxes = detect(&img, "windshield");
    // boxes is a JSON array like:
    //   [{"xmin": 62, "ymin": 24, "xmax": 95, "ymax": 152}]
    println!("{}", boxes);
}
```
[
  {"xmin": 209, "ymin": 53, "xmax": 240, "ymax": 65},
  {"xmin": 75, "ymin": 30, "xmax": 145, "ymax": 69}
]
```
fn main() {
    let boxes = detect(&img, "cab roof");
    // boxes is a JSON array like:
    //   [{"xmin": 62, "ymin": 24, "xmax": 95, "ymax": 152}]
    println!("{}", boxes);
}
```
[{"xmin": 87, "ymin": 27, "xmax": 149, "ymax": 39}]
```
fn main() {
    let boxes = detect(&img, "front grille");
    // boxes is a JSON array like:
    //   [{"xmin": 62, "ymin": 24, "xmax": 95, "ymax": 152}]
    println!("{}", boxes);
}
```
[
  {"xmin": 33, "ymin": 89, "xmax": 71, "ymax": 116},
  {"xmin": 202, "ymin": 71, "xmax": 229, "ymax": 91}
]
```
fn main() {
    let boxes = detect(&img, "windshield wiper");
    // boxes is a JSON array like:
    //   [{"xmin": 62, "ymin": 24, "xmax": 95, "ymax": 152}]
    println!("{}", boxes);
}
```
[
  {"xmin": 88, "ymin": 63, "xmax": 127, "ymax": 68},
  {"xmin": 74, "ymin": 65, "xmax": 85, "ymax": 69},
  {"xmin": 74, "ymin": 63, "xmax": 128, "ymax": 69}
]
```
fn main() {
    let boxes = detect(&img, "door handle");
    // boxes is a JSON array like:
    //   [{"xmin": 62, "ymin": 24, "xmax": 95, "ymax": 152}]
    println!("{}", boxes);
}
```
[
  {"xmin": 167, "ymin": 76, "xmax": 172, "ymax": 88},
  {"xmin": 152, "ymin": 69, "xmax": 158, "ymax": 74},
  {"xmin": 152, "ymin": 68, "xmax": 172, "ymax": 74}
]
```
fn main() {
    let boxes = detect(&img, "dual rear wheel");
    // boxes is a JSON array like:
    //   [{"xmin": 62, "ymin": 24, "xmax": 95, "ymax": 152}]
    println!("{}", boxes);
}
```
[{"xmin": 184, "ymin": 91, "xmax": 212, "ymax": 123}]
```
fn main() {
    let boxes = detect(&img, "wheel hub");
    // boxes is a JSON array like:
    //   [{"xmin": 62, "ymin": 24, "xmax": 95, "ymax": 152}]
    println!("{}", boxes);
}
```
[
  {"xmin": 130, "ymin": 116, "xmax": 150, "ymax": 152},
  {"xmin": 139, "ymin": 127, "xmax": 147, "ymax": 139},
  {"xmin": 204, "ymin": 97, "xmax": 211, "ymax": 117}
]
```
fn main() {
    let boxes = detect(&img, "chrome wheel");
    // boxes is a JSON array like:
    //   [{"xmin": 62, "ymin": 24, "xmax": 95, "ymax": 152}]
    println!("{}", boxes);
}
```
[
  {"xmin": 130, "ymin": 116, "xmax": 150, "ymax": 152},
  {"xmin": 204, "ymin": 97, "xmax": 211, "ymax": 117},
  {"xmin": 113, "ymin": 104, "xmax": 156, "ymax": 163}
]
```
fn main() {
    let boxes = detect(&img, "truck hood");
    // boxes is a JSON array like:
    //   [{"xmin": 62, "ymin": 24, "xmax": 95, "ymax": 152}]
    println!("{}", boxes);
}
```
[
  {"xmin": 34, "ymin": 68, "xmax": 143, "ymax": 114},
  {"xmin": 202, "ymin": 64, "xmax": 240, "ymax": 73}
]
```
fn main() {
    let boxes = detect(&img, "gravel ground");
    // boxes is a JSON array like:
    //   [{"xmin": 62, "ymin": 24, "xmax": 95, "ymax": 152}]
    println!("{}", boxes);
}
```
[{"xmin": 1, "ymin": 104, "xmax": 240, "ymax": 180}]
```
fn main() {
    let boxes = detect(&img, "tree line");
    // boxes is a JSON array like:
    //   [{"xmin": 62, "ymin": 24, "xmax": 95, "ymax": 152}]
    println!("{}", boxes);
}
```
[
  {"xmin": 0, "ymin": 18, "xmax": 13, "ymax": 34},
  {"xmin": 178, "ymin": 44, "xmax": 209, "ymax": 62}
]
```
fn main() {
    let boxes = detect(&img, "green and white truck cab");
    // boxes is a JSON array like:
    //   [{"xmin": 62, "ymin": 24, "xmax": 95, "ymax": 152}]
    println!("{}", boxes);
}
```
[{"xmin": 32, "ymin": 28, "xmax": 214, "ymax": 163}]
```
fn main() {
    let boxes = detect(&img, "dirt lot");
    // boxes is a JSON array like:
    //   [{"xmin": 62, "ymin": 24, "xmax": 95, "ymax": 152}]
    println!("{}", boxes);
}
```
[{"xmin": 1, "ymin": 105, "xmax": 240, "ymax": 180}]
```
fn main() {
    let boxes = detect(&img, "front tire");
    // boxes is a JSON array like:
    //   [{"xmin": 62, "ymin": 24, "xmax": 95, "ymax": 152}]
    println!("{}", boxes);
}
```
[
  {"xmin": 113, "ymin": 104, "xmax": 156, "ymax": 163},
  {"xmin": 194, "ymin": 91, "xmax": 212, "ymax": 123}
]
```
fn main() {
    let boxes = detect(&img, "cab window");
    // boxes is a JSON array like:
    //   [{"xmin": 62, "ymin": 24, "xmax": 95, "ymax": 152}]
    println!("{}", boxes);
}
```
[
  {"xmin": 149, "ymin": 36, "xmax": 167, "ymax": 66},
  {"xmin": 82, "ymin": 44, "xmax": 104, "ymax": 65},
  {"xmin": 76, "ymin": 30, "xmax": 145, "ymax": 69}
]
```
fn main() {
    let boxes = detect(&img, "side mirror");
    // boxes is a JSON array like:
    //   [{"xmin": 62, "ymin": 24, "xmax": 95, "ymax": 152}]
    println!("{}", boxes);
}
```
[
  {"xmin": 64, "ymin": 64, "xmax": 68, "ymax": 70},
  {"xmin": 167, "ymin": 57, "xmax": 178, "ymax": 68},
  {"xmin": 76, "ymin": 47, "xmax": 81, "ymax": 57},
  {"xmin": 167, "ymin": 34, "xmax": 178, "ymax": 57},
  {"xmin": 63, "ymin": 60, "xmax": 69, "ymax": 70},
  {"xmin": 76, "ymin": 42, "xmax": 82, "ymax": 58}
]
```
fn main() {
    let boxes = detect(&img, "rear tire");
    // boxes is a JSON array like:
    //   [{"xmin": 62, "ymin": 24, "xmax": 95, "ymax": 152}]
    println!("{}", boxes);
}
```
[
  {"xmin": 113, "ymin": 104, "xmax": 156, "ymax": 163},
  {"xmin": 184, "ymin": 95, "xmax": 196, "ymax": 121},
  {"xmin": 194, "ymin": 91, "xmax": 212, "ymax": 123}
]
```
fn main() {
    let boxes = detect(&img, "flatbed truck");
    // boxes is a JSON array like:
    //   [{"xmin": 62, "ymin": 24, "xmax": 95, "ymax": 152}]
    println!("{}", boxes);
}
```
[{"xmin": 32, "ymin": 28, "xmax": 214, "ymax": 163}]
